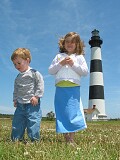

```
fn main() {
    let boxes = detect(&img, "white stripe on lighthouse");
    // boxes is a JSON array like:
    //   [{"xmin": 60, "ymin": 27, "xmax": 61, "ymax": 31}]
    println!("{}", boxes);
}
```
[
  {"xmin": 91, "ymin": 47, "xmax": 102, "ymax": 60},
  {"xmin": 90, "ymin": 72, "xmax": 104, "ymax": 86}
]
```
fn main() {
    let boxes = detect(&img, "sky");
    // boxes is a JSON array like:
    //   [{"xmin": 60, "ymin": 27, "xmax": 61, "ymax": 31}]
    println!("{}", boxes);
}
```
[{"xmin": 0, "ymin": 0, "xmax": 120, "ymax": 118}]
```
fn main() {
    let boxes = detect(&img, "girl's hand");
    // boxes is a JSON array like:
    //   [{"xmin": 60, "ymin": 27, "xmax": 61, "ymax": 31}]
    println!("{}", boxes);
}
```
[
  {"xmin": 60, "ymin": 58, "xmax": 67, "ymax": 66},
  {"xmin": 60, "ymin": 57, "xmax": 74, "ymax": 66},
  {"xmin": 65, "ymin": 57, "xmax": 74, "ymax": 66},
  {"xmin": 30, "ymin": 96, "xmax": 39, "ymax": 106}
]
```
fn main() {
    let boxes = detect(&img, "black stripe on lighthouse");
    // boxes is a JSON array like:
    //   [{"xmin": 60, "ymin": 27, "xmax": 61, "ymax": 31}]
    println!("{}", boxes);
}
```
[
  {"xmin": 89, "ymin": 85, "xmax": 104, "ymax": 99},
  {"xmin": 90, "ymin": 60, "xmax": 102, "ymax": 72},
  {"xmin": 89, "ymin": 39, "xmax": 102, "ymax": 48}
]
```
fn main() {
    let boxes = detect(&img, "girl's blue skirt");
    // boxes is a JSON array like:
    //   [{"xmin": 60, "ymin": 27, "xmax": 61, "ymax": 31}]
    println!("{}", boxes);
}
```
[{"xmin": 54, "ymin": 86, "xmax": 87, "ymax": 133}]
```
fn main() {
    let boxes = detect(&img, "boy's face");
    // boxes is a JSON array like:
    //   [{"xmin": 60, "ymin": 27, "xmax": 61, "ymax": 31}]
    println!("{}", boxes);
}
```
[{"xmin": 13, "ymin": 56, "xmax": 30, "ymax": 72}]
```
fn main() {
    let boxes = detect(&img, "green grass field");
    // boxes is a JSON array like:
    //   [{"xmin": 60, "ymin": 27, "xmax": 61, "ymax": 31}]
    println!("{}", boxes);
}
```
[{"xmin": 0, "ymin": 119, "xmax": 120, "ymax": 160}]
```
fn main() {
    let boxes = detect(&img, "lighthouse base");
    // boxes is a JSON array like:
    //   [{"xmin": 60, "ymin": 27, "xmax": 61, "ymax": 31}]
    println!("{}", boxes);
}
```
[
  {"xmin": 86, "ymin": 99, "xmax": 107, "ymax": 121},
  {"xmin": 98, "ymin": 114, "xmax": 107, "ymax": 121}
]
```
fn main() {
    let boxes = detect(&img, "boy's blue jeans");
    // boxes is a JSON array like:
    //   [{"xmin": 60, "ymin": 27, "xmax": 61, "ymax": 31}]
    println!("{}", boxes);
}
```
[{"xmin": 11, "ymin": 101, "xmax": 42, "ymax": 141}]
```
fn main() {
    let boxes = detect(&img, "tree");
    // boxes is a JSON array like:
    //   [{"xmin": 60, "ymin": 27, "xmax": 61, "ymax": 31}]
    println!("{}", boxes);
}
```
[{"xmin": 46, "ymin": 111, "xmax": 55, "ymax": 121}]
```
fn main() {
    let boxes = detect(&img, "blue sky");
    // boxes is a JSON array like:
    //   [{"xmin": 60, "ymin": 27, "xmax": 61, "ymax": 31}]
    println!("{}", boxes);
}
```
[{"xmin": 0, "ymin": 0, "xmax": 120, "ymax": 118}]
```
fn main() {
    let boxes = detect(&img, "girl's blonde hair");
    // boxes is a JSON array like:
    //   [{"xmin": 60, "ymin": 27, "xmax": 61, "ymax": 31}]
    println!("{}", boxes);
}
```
[
  {"xmin": 58, "ymin": 32, "xmax": 85, "ymax": 55},
  {"xmin": 11, "ymin": 48, "xmax": 32, "ymax": 62}
]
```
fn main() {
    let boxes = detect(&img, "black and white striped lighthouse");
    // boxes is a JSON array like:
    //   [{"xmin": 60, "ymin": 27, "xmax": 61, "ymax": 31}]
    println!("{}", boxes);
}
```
[{"xmin": 88, "ymin": 29, "xmax": 107, "ymax": 119}]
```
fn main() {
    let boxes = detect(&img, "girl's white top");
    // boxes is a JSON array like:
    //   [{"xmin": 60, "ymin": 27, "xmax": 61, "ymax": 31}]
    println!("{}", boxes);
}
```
[{"xmin": 48, "ymin": 53, "xmax": 88, "ymax": 85}]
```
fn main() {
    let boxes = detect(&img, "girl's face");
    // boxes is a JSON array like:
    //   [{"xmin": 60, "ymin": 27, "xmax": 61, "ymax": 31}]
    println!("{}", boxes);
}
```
[
  {"xmin": 64, "ymin": 37, "xmax": 76, "ymax": 54},
  {"xmin": 13, "ymin": 56, "xmax": 30, "ymax": 72}
]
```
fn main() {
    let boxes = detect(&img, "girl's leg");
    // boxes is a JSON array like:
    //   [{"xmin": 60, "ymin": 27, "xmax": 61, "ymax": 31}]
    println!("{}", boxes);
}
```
[
  {"xmin": 63, "ymin": 133, "xmax": 70, "ymax": 142},
  {"xmin": 69, "ymin": 132, "xmax": 75, "ymax": 143},
  {"xmin": 63, "ymin": 132, "xmax": 75, "ymax": 143}
]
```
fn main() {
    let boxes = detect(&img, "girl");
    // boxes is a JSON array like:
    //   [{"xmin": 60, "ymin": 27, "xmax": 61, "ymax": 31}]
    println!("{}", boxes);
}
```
[{"xmin": 48, "ymin": 32, "xmax": 88, "ymax": 145}]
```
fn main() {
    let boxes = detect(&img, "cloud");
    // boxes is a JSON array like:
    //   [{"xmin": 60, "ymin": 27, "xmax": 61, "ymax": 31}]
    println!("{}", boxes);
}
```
[{"xmin": 0, "ymin": 105, "xmax": 15, "ymax": 115}]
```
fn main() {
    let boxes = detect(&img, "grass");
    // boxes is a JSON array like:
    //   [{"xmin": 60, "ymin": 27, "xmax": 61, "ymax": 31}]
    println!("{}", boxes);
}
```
[{"xmin": 0, "ymin": 119, "xmax": 120, "ymax": 160}]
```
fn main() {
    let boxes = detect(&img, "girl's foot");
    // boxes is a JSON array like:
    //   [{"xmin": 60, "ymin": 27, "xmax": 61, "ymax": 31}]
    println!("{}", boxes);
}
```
[{"xmin": 68, "ymin": 138, "xmax": 77, "ymax": 147}]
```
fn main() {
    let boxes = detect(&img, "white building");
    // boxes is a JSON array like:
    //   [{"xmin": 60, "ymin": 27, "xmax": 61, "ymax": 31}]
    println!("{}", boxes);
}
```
[{"xmin": 84, "ymin": 105, "xmax": 100, "ymax": 121}]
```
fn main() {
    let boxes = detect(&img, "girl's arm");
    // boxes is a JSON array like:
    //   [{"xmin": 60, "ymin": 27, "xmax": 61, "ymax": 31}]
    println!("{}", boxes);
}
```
[
  {"xmin": 71, "ymin": 55, "xmax": 89, "ymax": 76},
  {"xmin": 48, "ymin": 55, "xmax": 63, "ymax": 75}
]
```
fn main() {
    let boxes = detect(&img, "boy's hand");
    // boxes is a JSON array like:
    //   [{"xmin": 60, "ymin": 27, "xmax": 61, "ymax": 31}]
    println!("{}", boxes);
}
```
[
  {"xmin": 14, "ymin": 101, "xmax": 17, "ymax": 107},
  {"xmin": 30, "ymin": 96, "xmax": 39, "ymax": 106}
]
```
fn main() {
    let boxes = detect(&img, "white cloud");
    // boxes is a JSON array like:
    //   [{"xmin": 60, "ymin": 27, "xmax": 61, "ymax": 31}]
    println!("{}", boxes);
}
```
[{"xmin": 0, "ymin": 105, "xmax": 15, "ymax": 115}]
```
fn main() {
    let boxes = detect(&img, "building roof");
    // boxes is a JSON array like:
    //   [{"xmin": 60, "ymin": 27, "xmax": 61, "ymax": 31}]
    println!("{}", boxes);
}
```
[{"xmin": 84, "ymin": 105, "xmax": 100, "ymax": 114}]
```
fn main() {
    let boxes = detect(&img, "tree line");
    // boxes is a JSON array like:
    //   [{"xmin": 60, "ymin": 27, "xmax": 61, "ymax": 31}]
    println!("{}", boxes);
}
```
[{"xmin": 0, "ymin": 111, "xmax": 55, "ymax": 121}]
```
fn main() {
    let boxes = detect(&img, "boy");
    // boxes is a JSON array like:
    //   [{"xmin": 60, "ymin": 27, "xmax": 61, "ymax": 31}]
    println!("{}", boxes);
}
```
[{"xmin": 11, "ymin": 48, "xmax": 44, "ymax": 142}]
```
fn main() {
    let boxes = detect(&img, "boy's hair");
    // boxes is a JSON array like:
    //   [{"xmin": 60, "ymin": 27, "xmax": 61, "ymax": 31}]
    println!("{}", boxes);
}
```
[
  {"xmin": 11, "ymin": 48, "xmax": 32, "ymax": 62},
  {"xmin": 58, "ymin": 32, "xmax": 85, "ymax": 55}
]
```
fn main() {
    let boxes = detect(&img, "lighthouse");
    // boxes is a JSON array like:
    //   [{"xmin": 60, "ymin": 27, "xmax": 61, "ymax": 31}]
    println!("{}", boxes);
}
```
[{"xmin": 88, "ymin": 29, "xmax": 107, "ymax": 120}]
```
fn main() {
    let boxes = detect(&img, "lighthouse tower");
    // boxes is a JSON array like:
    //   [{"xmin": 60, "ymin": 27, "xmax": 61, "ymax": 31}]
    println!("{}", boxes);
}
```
[{"xmin": 88, "ymin": 29, "xmax": 107, "ymax": 120}]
